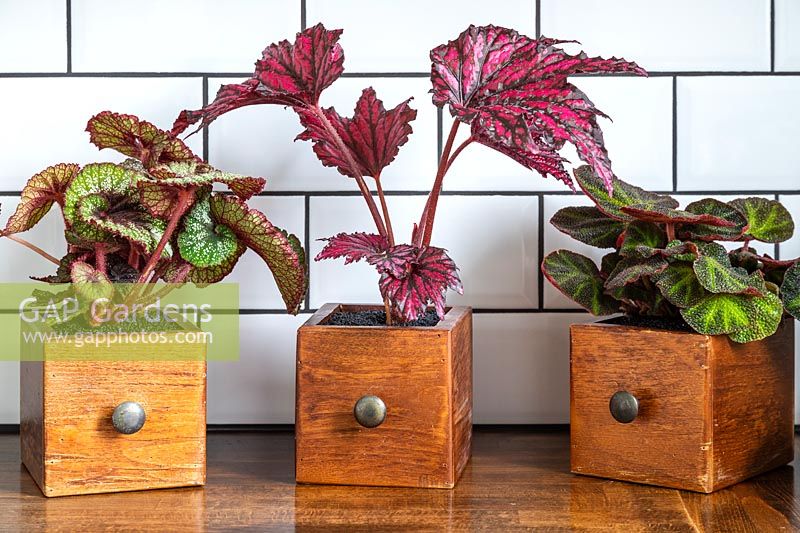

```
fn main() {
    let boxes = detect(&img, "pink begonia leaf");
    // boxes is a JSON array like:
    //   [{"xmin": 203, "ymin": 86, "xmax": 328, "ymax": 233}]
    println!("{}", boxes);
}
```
[
  {"xmin": 296, "ymin": 88, "xmax": 417, "ymax": 179},
  {"xmin": 430, "ymin": 25, "xmax": 646, "ymax": 192},
  {"xmin": 375, "ymin": 245, "xmax": 463, "ymax": 322},
  {"xmin": 87, "ymin": 111, "xmax": 198, "ymax": 167},
  {"xmin": 172, "ymin": 24, "xmax": 344, "ymax": 135},
  {"xmin": 315, "ymin": 232, "xmax": 390, "ymax": 264}
]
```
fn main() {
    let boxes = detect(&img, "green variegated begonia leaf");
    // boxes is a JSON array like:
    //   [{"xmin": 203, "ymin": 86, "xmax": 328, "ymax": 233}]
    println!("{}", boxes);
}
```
[
  {"xmin": 209, "ymin": 194, "xmax": 307, "ymax": 314},
  {"xmin": 574, "ymin": 165, "xmax": 678, "ymax": 221},
  {"xmin": 541, "ymin": 250, "xmax": 619, "ymax": 315},
  {"xmin": 781, "ymin": 262, "xmax": 800, "ymax": 320},
  {"xmin": 63, "ymin": 162, "xmax": 140, "ymax": 237},
  {"xmin": 730, "ymin": 197, "xmax": 795, "ymax": 243},
  {"xmin": 604, "ymin": 255, "xmax": 669, "ymax": 290},
  {"xmin": 4, "ymin": 163, "xmax": 79, "ymax": 235},
  {"xmin": 652, "ymin": 262, "xmax": 707, "ymax": 308},
  {"xmin": 681, "ymin": 198, "xmax": 748, "ymax": 241},
  {"xmin": 70, "ymin": 260, "xmax": 113, "ymax": 304},
  {"xmin": 681, "ymin": 292, "xmax": 783, "ymax": 343},
  {"xmin": 178, "ymin": 195, "xmax": 241, "ymax": 268},
  {"xmin": 619, "ymin": 220, "xmax": 667, "ymax": 257},
  {"xmin": 549, "ymin": 206, "xmax": 624, "ymax": 248},
  {"xmin": 692, "ymin": 252, "xmax": 759, "ymax": 296},
  {"xmin": 149, "ymin": 161, "xmax": 266, "ymax": 200}
]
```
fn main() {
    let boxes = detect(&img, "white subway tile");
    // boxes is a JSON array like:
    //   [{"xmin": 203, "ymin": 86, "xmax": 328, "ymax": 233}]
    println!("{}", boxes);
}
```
[
  {"xmin": 445, "ymin": 77, "xmax": 672, "ymax": 192},
  {"xmin": 0, "ymin": 0, "xmax": 66, "ymax": 72},
  {"xmin": 0, "ymin": 78, "xmax": 203, "ymax": 190},
  {"xmin": 208, "ymin": 77, "xmax": 437, "ymax": 191},
  {"xmin": 677, "ymin": 77, "xmax": 800, "ymax": 191},
  {"xmin": 208, "ymin": 313, "xmax": 309, "ymax": 424},
  {"xmin": 776, "ymin": 0, "xmax": 800, "ymax": 71},
  {"xmin": 223, "ymin": 196, "xmax": 305, "ymax": 310},
  {"xmin": 306, "ymin": 0, "xmax": 535, "ymax": 72},
  {"xmin": 541, "ymin": 0, "xmax": 769, "ymax": 71},
  {"xmin": 779, "ymin": 195, "xmax": 800, "ymax": 260},
  {"xmin": 0, "ymin": 196, "xmax": 66, "ymax": 282},
  {"xmin": 473, "ymin": 313, "xmax": 594, "ymax": 424},
  {"xmin": 71, "ymin": 0, "xmax": 298, "ymax": 72},
  {"xmin": 309, "ymin": 195, "xmax": 538, "ymax": 309}
]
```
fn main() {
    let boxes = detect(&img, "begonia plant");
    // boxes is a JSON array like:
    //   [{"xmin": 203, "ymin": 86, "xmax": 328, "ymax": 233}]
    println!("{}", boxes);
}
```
[
  {"xmin": 543, "ymin": 166, "xmax": 800, "ymax": 343},
  {"xmin": 1, "ymin": 111, "xmax": 307, "ymax": 320},
  {"xmin": 172, "ymin": 24, "xmax": 645, "ymax": 324}
]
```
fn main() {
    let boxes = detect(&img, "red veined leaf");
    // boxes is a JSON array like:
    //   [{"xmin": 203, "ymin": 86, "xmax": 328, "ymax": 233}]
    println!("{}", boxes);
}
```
[
  {"xmin": 374, "ymin": 245, "xmax": 463, "ymax": 322},
  {"xmin": 296, "ymin": 88, "xmax": 417, "ymax": 179},
  {"xmin": 315, "ymin": 232, "xmax": 390, "ymax": 264},
  {"xmin": 172, "ymin": 24, "xmax": 344, "ymax": 135},
  {"xmin": 430, "ymin": 25, "xmax": 645, "ymax": 192},
  {"xmin": 208, "ymin": 194, "xmax": 307, "ymax": 313},
  {"xmin": 87, "ymin": 111, "xmax": 198, "ymax": 167},
  {"xmin": 4, "ymin": 163, "xmax": 79, "ymax": 234}
]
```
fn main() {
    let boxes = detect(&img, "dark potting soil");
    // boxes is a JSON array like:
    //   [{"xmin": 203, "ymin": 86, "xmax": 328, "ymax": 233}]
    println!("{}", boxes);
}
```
[
  {"xmin": 326, "ymin": 309, "xmax": 440, "ymax": 327},
  {"xmin": 604, "ymin": 315, "xmax": 694, "ymax": 333}
]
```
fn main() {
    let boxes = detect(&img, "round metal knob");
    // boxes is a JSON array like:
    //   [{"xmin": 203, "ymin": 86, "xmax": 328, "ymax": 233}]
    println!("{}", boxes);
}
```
[
  {"xmin": 353, "ymin": 395, "xmax": 386, "ymax": 428},
  {"xmin": 112, "ymin": 401, "xmax": 146, "ymax": 434},
  {"xmin": 609, "ymin": 391, "xmax": 639, "ymax": 424}
]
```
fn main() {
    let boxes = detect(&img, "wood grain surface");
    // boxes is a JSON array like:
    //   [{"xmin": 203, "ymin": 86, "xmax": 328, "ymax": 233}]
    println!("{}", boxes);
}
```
[
  {"xmin": 295, "ymin": 304, "xmax": 472, "ymax": 489},
  {"xmin": 2, "ymin": 429, "xmax": 799, "ymax": 531},
  {"xmin": 570, "ymin": 319, "xmax": 794, "ymax": 493},
  {"xmin": 21, "ymin": 357, "xmax": 207, "ymax": 497}
]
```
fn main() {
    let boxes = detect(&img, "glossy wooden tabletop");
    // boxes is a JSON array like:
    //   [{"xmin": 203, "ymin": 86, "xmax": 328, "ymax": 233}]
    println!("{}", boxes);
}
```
[{"xmin": 1, "ymin": 428, "xmax": 798, "ymax": 531}]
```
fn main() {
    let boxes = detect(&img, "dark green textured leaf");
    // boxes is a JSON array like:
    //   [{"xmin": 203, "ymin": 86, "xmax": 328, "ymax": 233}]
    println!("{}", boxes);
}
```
[
  {"xmin": 782, "ymin": 262, "xmax": 800, "ymax": 320},
  {"xmin": 542, "ymin": 250, "xmax": 618, "ymax": 315},
  {"xmin": 681, "ymin": 198, "xmax": 748, "ymax": 241},
  {"xmin": 728, "ymin": 292, "xmax": 784, "ymax": 343},
  {"xmin": 693, "ymin": 253, "xmax": 758, "ymax": 295},
  {"xmin": 604, "ymin": 256, "xmax": 669, "ymax": 290},
  {"xmin": 681, "ymin": 294, "xmax": 752, "ymax": 335},
  {"xmin": 550, "ymin": 206, "xmax": 624, "ymax": 248},
  {"xmin": 652, "ymin": 262, "xmax": 708, "ymax": 308},
  {"xmin": 730, "ymin": 197, "xmax": 794, "ymax": 243},
  {"xmin": 621, "ymin": 204, "xmax": 737, "ymax": 227},
  {"xmin": 600, "ymin": 252, "xmax": 621, "ymax": 279},
  {"xmin": 619, "ymin": 221, "xmax": 667, "ymax": 257},
  {"xmin": 574, "ymin": 165, "xmax": 678, "ymax": 221}
]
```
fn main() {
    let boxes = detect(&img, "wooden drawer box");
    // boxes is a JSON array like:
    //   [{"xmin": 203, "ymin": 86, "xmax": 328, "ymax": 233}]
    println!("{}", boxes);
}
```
[
  {"xmin": 21, "ymin": 351, "xmax": 206, "ymax": 496},
  {"xmin": 570, "ymin": 318, "xmax": 794, "ymax": 493},
  {"xmin": 295, "ymin": 304, "xmax": 473, "ymax": 489}
]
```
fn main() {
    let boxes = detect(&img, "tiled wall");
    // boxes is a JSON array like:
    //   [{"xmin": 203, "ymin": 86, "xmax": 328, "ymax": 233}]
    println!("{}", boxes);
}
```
[{"xmin": 0, "ymin": 0, "xmax": 798, "ymax": 424}]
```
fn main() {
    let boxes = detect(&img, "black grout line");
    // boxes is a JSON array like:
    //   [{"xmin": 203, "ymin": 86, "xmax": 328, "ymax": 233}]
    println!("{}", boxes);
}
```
[
  {"xmin": 202, "ymin": 76, "xmax": 209, "ymax": 162},
  {"xmin": 535, "ymin": 0, "xmax": 542, "ymax": 38},
  {"xmin": 303, "ymin": 195, "xmax": 311, "ymax": 312},
  {"xmin": 771, "ymin": 0, "xmax": 776, "ymax": 72},
  {"xmin": 537, "ymin": 195, "xmax": 545, "ymax": 310},
  {"xmin": 775, "ymin": 193, "xmax": 781, "ymax": 259},
  {"xmin": 672, "ymin": 76, "xmax": 678, "ymax": 191},
  {"xmin": 300, "ymin": 0, "xmax": 307, "ymax": 30},
  {"xmin": 65, "ymin": 0, "xmax": 72, "ymax": 73},
  {"xmin": 3, "ymin": 71, "xmax": 800, "ymax": 79}
]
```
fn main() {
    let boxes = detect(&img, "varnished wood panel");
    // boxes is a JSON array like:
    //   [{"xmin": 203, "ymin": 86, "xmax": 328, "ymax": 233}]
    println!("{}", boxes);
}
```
[
  {"xmin": 295, "ymin": 304, "xmax": 472, "ymax": 489},
  {"xmin": 3, "ymin": 430, "xmax": 800, "ymax": 531},
  {"xmin": 571, "ymin": 319, "xmax": 794, "ymax": 493},
  {"xmin": 20, "ymin": 333, "xmax": 207, "ymax": 497}
]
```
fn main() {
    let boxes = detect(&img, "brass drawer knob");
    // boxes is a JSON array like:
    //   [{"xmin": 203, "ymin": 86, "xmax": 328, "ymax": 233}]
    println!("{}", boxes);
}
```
[
  {"xmin": 353, "ymin": 395, "xmax": 386, "ymax": 428},
  {"xmin": 112, "ymin": 401, "xmax": 146, "ymax": 434},
  {"xmin": 609, "ymin": 391, "xmax": 639, "ymax": 424}
]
